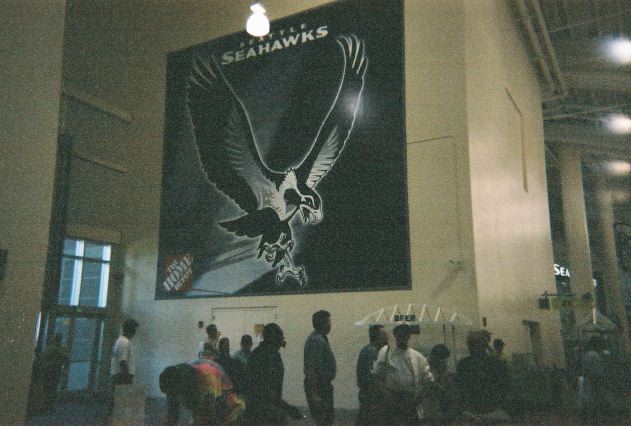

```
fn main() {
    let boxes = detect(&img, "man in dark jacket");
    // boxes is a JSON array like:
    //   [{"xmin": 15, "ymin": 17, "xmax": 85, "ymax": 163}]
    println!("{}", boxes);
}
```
[
  {"xmin": 455, "ymin": 330, "xmax": 511, "ymax": 420},
  {"xmin": 304, "ymin": 310, "xmax": 336, "ymax": 425},
  {"xmin": 356, "ymin": 324, "xmax": 388, "ymax": 425},
  {"xmin": 216, "ymin": 337, "xmax": 246, "ymax": 394},
  {"xmin": 244, "ymin": 323, "xmax": 304, "ymax": 425}
]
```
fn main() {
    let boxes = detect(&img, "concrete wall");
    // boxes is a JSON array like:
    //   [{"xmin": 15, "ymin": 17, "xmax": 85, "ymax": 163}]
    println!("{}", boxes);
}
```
[
  {"xmin": 113, "ymin": 0, "xmax": 478, "ymax": 408},
  {"xmin": 0, "ymin": 1, "xmax": 66, "ymax": 422},
  {"xmin": 53, "ymin": 0, "xmax": 563, "ymax": 413},
  {"xmin": 464, "ymin": 0, "xmax": 564, "ymax": 365}
]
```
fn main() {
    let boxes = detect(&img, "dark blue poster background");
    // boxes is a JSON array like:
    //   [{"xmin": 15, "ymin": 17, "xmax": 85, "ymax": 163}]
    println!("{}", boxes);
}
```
[{"xmin": 156, "ymin": 0, "xmax": 410, "ymax": 299}]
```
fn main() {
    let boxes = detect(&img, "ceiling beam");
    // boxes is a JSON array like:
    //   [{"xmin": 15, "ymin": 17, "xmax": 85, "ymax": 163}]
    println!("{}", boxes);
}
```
[
  {"xmin": 548, "ymin": 10, "xmax": 631, "ymax": 34},
  {"xmin": 545, "ymin": 122, "xmax": 631, "ymax": 157},
  {"xmin": 564, "ymin": 70, "xmax": 631, "ymax": 93},
  {"xmin": 544, "ymin": 103, "xmax": 631, "ymax": 120}
]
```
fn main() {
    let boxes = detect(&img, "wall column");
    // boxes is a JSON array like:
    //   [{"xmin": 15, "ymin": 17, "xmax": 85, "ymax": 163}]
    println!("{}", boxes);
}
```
[
  {"xmin": 558, "ymin": 146, "xmax": 594, "ymax": 302},
  {"xmin": 594, "ymin": 175, "xmax": 631, "ymax": 354},
  {"xmin": 0, "ymin": 1, "xmax": 66, "ymax": 422}
]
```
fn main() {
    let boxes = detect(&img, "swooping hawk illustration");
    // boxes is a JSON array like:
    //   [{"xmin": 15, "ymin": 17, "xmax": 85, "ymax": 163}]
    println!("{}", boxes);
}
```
[{"xmin": 186, "ymin": 35, "xmax": 368, "ymax": 286}]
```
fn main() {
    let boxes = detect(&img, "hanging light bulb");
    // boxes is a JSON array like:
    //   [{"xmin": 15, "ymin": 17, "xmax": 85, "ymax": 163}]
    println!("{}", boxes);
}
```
[
  {"xmin": 604, "ymin": 38, "xmax": 631, "ymax": 64},
  {"xmin": 604, "ymin": 113, "xmax": 631, "ymax": 134},
  {"xmin": 246, "ymin": 3, "xmax": 269, "ymax": 37}
]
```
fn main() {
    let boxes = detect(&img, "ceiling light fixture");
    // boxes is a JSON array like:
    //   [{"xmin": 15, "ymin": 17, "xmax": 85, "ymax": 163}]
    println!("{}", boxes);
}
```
[
  {"xmin": 604, "ymin": 114, "xmax": 631, "ymax": 134},
  {"xmin": 607, "ymin": 161, "xmax": 631, "ymax": 176},
  {"xmin": 604, "ymin": 38, "xmax": 631, "ymax": 64},
  {"xmin": 246, "ymin": 3, "xmax": 269, "ymax": 37}
]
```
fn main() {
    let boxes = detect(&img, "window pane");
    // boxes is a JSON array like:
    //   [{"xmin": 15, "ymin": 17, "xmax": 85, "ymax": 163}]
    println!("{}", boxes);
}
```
[
  {"xmin": 53, "ymin": 316, "xmax": 71, "ymax": 345},
  {"xmin": 62, "ymin": 239, "xmax": 83, "ymax": 256},
  {"xmin": 79, "ymin": 261, "xmax": 107, "ymax": 307},
  {"xmin": 66, "ymin": 361, "xmax": 90, "ymax": 391},
  {"xmin": 70, "ymin": 318, "xmax": 96, "ymax": 361},
  {"xmin": 59, "ymin": 239, "xmax": 111, "ymax": 307},
  {"xmin": 84, "ymin": 242, "xmax": 111, "ymax": 261},
  {"xmin": 67, "ymin": 318, "xmax": 96, "ymax": 391},
  {"xmin": 58, "ymin": 258, "xmax": 78, "ymax": 306},
  {"xmin": 62, "ymin": 239, "xmax": 77, "ymax": 255}
]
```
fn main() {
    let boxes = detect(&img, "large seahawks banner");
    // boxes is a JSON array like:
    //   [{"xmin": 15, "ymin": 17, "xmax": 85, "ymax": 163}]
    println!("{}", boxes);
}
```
[{"xmin": 156, "ymin": 0, "xmax": 409, "ymax": 299}]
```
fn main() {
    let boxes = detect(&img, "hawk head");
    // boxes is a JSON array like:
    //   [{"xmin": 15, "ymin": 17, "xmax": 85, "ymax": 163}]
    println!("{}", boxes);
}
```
[
  {"xmin": 283, "ymin": 184, "xmax": 322, "ymax": 225},
  {"xmin": 298, "ymin": 186, "xmax": 322, "ymax": 224}
]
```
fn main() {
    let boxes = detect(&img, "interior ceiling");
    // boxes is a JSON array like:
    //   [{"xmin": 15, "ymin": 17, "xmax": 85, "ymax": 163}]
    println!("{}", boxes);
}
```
[{"xmin": 512, "ymin": 0, "xmax": 631, "ymax": 209}]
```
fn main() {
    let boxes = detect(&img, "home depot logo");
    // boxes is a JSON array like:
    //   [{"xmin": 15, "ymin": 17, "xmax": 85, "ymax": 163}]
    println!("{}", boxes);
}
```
[{"xmin": 163, "ymin": 254, "xmax": 193, "ymax": 292}]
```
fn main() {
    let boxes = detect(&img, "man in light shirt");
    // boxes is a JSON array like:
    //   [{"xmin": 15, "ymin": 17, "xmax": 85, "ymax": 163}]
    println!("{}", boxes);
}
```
[
  {"xmin": 372, "ymin": 322, "xmax": 433, "ymax": 425},
  {"xmin": 111, "ymin": 318, "xmax": 139, "ymax": 385}
]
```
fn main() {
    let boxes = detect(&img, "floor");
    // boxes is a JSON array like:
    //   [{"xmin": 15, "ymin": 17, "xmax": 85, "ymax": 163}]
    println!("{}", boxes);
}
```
[
  {"xmin": 27, "ymin": 396, "xmax": 631, "ymax": 426},
  {"xmin": 26, "ymin": 398, "xmax": 358, "ymax": 425}
]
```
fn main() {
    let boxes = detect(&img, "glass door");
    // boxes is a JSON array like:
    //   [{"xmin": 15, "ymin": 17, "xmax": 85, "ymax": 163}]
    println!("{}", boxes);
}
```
[
  {"xmin": 52, "ymin": 314, "xmax": 105, "ymax": 394},
  {"xmin": 38, "ymin": 238, "xmax": 114, "ymax": 398}
]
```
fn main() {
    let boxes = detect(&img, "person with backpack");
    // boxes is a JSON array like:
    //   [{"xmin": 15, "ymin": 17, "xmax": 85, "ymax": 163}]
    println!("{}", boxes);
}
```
[{"xmin": 243, "ymin": 323, "xmax": 304, "ymax": 425}]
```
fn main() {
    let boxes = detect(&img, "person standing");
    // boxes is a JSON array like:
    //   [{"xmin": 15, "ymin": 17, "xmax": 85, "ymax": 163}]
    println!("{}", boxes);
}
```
[
  {"xmin": 493, "ymin": 338, "xmax": 508, "ymax": 364},
  {"xmin": 244, "ymin": 323, "xmax": 304, "ymax": 425},
  {"xmin": 356, "ymin": 324, "xmax": 388, "ymax": 425},
  {"xmin": 38, "ymin": 333, "xmax": 69, "ymax": 412},
  {"xmin": 198, "ymin": 323, "xmax": 220, "ymax": 356},
  {"xmin": 425, "ymin": 344, "xmax": 459, "ymax": 421},
  {"xmin": 581, "ymin": 335, "xmax": 609, "ymax": 417},
  {"xmin": 372, "ymin": 322, "xmax": 434, "ymax": 426},
  {"xmin": 233, "ymin": 334, "xmax": 253, "ymax": 365},
  {"xmin": 111, "ymin": 319, "xmax": 139, "ymax": 385},
  {"xmin": 217, "ymin": 337, "xmax": 245, "ymax": 394},
  {"xmin": 304, "ymin": 310, "xmax": 336, "ymax": 426},
  {"xmin": 455, "ymin": 330, "xmax": 511, "ymax": 421}
]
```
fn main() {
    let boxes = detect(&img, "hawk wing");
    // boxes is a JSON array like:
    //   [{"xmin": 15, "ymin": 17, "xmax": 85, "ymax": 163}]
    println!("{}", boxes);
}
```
[
  {"xmin": 186, "ymin": 55, "xmax": 283, "ymax": 213},
  {"xmin": 295, "ymin": 35, "xmax": 368, "ymax": 188}
]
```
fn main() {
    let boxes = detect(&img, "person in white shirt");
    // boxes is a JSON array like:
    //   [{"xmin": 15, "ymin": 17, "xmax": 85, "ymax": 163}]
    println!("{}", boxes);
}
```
[
  {"xmin": 111, "ymin": 318, "xmax": 139, "ymax": 385},
  {"xmin": 372, "ymin": 322, "xmax": 433, "ymax": 425}
]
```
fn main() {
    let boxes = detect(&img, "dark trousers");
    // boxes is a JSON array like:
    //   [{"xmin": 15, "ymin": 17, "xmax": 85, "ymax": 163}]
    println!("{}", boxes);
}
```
[
  {"xmin": 305, "ymin": 378, "xmax": 334, "ymax": 426},
  {"xmin": 355, "ymin": 384, "xmax": 388, "ymax": 426},
  {"xmin": 383, "ymin": 391, "xmax": 419, "ymax": 426},
  {"xmin": 243, "ymin": 402, "xmax": 288, "ymax": 426},
  {"xmin": 108, "ymin": 374, "xmax": 134, "ymax": 415},
  {"xmin": 40, "ymin": 377, "xmax": 61, "ymax": 411},
  {"xmin": 356, "ymin": 395, "xmax": 387, "ymax": 426}
]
